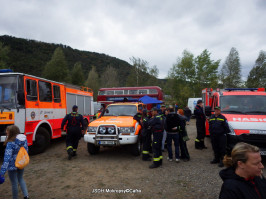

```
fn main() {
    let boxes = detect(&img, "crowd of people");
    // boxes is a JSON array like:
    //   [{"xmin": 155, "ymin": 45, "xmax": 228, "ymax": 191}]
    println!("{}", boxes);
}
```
[
  {"xmin": 1, "ymin": 103, "xmax": 266, "ymax": 199},
  {"xmin": 134, "ymin": 105, "xmax": 191, "ymax": 168}
]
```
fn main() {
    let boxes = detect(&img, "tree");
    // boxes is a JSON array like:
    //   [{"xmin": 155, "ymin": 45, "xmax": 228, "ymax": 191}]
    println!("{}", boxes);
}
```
[
  {"xmin": 171, "ymin": 50, "xmax": 195, "ymax": 82},
  {"xmin": 220, "ymin": 47, "xmax": 242, "ymax": 88},
  {"xmin": 0, "ymin": 42, "xmax": 10, "ymax": 69},
  {"xmin": 100, "ymin": 66, "xmax": 119, "ymax": 88},
  {"xmin": 85, "ymin": 66, "xmax": 100, "ymax": 100},
  {"xmin": 194, "ymin": 49, "xmax": 220, "ymax": 96},
  {"xmin": 71, "ymin": 62, "xmax": 85, "ymax": 86},
  {"xmin": 146, "ymin": 65, "xmax": 159, "ymax": 86},
  {"xmin": 129, "ymin": 57, "xmax": 149, "ymax": 86},
  {"xmin": 246, "ymin": 51, "xmax": 266, "ymax": 88},
  {"xmin": 42, "ymin": 47, "xmax": 69, "ymax": 82},
  {"xmin": 166, "ymin": 50, "xmax": 196, "ymax": 106}
]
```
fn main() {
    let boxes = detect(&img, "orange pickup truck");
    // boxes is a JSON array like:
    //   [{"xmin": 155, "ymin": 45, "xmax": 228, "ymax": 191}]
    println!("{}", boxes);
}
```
[{"xmin": 84, "ymin": 102, "xmax": 143, "ymax": 155}]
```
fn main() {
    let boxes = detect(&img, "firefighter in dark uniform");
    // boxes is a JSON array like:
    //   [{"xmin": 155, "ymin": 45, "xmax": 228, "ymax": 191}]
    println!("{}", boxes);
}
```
[
  {"xmin": 149, "ymin": 107, "xmax": 164, "ymax": 169},
  {"xmin": 133, "ymin": 105, "xmax": 143, "ymax": 123},
  {"xmin": 194, "ymin": 99, "xmax": 207, "ymax": 150},
  {"xmin": 209, "ymin": 106, "xmax": 230, "ymax": 167},
  {"xmin": 140, "ymin": 109, "xmax": 152, "ymax": 161},
  {"xmin": 61, "ymin": 105, "xmax": 84, "ymax": 160}
]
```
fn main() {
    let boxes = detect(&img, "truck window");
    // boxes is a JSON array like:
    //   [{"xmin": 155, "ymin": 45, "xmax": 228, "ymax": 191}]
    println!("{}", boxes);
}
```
[
  {"xmin": 53, "ymin": 85, "xmax": 61, "ymax": 103},
  {"xmin": 104, "ymin": 105, "xmax": 137, "ymax": 116},
  {"xmin": 26, "ymin": 79, "xmax": 37, "ymax": 101},
  {"xmin": 220, "ymin": 95, "xmax": 266, "ymax": 114},
  {"xmin": 106, "ymin": 90, "xmax": 114, "ymax": 95},
  {"xmin": 129, "ymin": 90, "xmax": 138, "ymax": 95},
  {"xmin": 39, "ymin": 81, "xmax": 52, "ymax": 102},
  {"xmin": 139, "ymin": 90, "xmax": 148, "ymax": 94},
  {"xmin": 115, "ymin": 90, "xmax": 123, "ymax": 95}
]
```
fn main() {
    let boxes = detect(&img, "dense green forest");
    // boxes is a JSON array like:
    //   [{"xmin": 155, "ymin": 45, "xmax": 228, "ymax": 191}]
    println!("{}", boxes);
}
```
[{"xmin": 0, "ymin": 35, "xmax": 133, "ymax": 85}]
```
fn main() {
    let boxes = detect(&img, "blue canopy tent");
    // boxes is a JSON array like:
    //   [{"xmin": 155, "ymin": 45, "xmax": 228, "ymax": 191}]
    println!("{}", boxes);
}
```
[{"xmin": 138, "ymin": 95, "xmax": 163, "ymax": 104}]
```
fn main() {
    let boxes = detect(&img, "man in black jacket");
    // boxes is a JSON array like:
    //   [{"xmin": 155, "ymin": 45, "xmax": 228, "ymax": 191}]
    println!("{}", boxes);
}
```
[
  {"xmin": 61, "ymin": 105, "xmax": 84, "ymax": 160},
  {"xmin": 165, "ymin": 107, "xmax": 184, "ymax": 162},
  {"xmin": 209, "ymin": 106, "xmax": 230, "ymax": 167},
  {"xmin": 219, "ymin": 142, "xmax": 266, "ymax": 199},
  {"xmin": 194, "ymin": 100, "xmax": 207, "ymax": 149},
  {"xmin": 149, "ymin": 107, "xmax": 164, "ymax": 169}
]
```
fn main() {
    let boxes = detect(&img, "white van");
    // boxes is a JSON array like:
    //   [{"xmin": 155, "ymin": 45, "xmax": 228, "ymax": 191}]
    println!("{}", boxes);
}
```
[{"xmin": 187, "ymin": 98, "xmax": 202, "ymax": 115}]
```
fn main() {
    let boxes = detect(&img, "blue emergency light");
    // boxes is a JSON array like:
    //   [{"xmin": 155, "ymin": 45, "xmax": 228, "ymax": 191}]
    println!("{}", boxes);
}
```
[
  {"xmin": 225, "ymin": 88, "xmax": 258, "ymax": 91},
  {"xmin": 0, "ymin": 69, "xmax": 13, "ymax": 73}
]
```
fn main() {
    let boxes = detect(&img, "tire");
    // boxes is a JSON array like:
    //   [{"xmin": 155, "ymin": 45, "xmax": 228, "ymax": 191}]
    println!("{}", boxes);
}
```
[
  {"xmin": 129, "ymin": 136, "xmax": 142, "ymax": 156},
  {"xmin": 29, "ymin": 127, "xmax": 50, "ymax": 155},
  {"xmin": 87, "ymin": 143, "xmax": 100, "ymax": 155}
]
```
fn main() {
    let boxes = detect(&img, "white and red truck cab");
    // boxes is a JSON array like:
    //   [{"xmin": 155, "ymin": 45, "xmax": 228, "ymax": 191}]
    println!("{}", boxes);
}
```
[{"xmin": 202, "ymin": 88, "xmax": 266, "ymax": 155}]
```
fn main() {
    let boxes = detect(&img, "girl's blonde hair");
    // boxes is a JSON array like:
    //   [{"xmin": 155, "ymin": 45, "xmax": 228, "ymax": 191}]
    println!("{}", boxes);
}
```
[
  {"xmin": 223, "ymin": 142, "xmax": 259, "ymax": 168},
  {"xmin": 4, "ymin": 125, "xmax": 20, "ymax": 146}
]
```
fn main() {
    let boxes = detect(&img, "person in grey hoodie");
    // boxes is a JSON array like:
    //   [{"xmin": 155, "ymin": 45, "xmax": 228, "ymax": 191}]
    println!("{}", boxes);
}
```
[{"xmin": 0, "ymin": 125, "xmax": 29, "ymax": 199}]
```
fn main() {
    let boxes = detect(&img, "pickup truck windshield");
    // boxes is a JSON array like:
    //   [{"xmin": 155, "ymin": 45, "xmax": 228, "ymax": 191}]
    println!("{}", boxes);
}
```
[
  {"xmin": 220, "ymin": 95, "xmax": 266, "ymax": 114},
  {"xmin": 0, "ymin": 76, "xmax": 18, "ymax": 109},
  {"xmin": 104, "ymin": 105, "xmax": 137, "ymax": 116}
]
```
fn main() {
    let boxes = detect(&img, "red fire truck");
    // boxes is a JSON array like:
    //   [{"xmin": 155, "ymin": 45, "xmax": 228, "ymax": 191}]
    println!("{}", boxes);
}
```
[
  {"xmin": 202, "ymin": 88, "xmax": 266, "ymax": 155},
  {"xmin": 0, "ymin": 71, "xmax": 93, "ymax": 154}
]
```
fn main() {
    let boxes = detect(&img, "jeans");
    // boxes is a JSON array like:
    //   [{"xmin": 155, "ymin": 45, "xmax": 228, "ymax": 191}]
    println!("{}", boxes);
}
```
[
  {"xmin": 167, "ymin": 133, "xmax": 180, "ymax": 159},
  {"xmin": 161, "ymin": 130, "xmax": 167, "ymax": 150},
  {"xmin": 8, "ymin": 169, "xmax": 28, "ymax": 199}
]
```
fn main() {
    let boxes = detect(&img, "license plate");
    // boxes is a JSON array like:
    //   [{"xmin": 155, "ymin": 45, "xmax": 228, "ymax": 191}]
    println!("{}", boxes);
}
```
[{"xmin": 99, "ymin": 141, "xmax": 115, "ymax": 145}]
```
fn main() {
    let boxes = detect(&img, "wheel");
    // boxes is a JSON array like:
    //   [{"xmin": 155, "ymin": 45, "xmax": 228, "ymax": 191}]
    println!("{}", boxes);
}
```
[
  {"xmin": 29, "ymin": 127, "xmax": 50, "ymax": 155},
  {"xmin": 87, "ymin": 143, "xmax": 100, "ymax": 155},
  {"xmin": 129, "ymin": 136, "xmax": 142, "ymax": 156}
]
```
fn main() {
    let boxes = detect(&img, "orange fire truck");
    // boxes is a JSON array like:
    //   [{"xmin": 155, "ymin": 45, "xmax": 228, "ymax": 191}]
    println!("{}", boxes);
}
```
[
  {"xmin": 202, "ymin": 88, "xmax": 266, "ymax": 154},
  {"xmin": 0, "ymin": 71, "xmax": 93, "ymax": 154}
]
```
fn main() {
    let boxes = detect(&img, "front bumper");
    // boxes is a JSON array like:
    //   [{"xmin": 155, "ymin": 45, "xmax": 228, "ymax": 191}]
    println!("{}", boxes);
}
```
[
  {"xmin": 84, "ymin": 133, "xmax": 138, "ymax": 146},
  {"xmin": 227, "ymin": 134, "xmax": 266, "ymax": 155}
]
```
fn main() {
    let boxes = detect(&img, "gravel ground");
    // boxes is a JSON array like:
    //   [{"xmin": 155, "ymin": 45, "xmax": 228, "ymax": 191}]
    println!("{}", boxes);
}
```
[{"xmin": 0, "ymin": 118, "xmax": 265, "ymax": 199}]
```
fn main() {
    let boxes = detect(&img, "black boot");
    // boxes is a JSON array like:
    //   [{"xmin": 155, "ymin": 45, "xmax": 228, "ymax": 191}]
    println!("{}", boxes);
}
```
[
  {"xmin": 195, "ymin": 140, "xmax": 203, "ymax": 150},
  {"xmin": 72, "ymin": 151, "xmax": 77, "ymax": 157},
  {"xmin": 142, "ymin": 154, "xmax": 151, "ymax": 161},
  {"xmin": 149, "ymin": 163, "xmax": 160, "ymax": 169},
  {"xmin": 210, "ymin": 158, "xmax": 219, "ymax": 164},
  {"xmin": 67, "ymin": 148, "xmax": 73, "ymax": 160},
  {"xmin": 200, "ymin": 140, "xmax": 207, "ymax": 149}
]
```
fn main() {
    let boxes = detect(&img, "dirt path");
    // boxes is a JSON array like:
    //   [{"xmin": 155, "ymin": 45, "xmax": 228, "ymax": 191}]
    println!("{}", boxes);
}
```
[{"xmin": 0, "ymin": 119, "xmax": 265, "ymax": 199}]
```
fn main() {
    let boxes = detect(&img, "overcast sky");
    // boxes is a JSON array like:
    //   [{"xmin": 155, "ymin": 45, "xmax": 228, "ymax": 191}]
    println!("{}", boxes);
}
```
[{"xmin": 0, "ymin": 0, "xmax": 265, "ymax": 79}]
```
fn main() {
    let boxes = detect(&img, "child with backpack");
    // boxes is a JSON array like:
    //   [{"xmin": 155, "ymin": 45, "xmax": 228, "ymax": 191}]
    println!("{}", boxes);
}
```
[{"xmin": 0, "ymin": 125, "xmax": 29, "ymax": 199}]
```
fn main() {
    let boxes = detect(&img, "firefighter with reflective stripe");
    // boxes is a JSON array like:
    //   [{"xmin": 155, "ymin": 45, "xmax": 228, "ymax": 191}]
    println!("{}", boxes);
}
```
[
  {"xmin": 209, "ymin": 106, "xmax": 230, "ymax": 167},
  {"xmin": 140, "ymin": 109, "xmax": 152, "ymax": 161},
  {"xmin": 149, "ymin": 107, "xmax": 164, "ymax": 169},
  {"xmin": 61, "ymin": 105, "xmax": 84, "ymax": 160},
  {"xmin": 194, "ymin": 99, "xmax": 207, "ymax": 150}
]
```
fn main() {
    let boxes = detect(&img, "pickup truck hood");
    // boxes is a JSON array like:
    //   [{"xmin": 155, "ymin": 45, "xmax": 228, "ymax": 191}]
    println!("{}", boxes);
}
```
[{"xmin": 89, "ymin": 116, "xmax": 135, "ymax": 127}]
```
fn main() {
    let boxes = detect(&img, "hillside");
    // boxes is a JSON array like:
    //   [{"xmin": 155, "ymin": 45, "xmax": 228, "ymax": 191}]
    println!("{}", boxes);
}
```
[{"xmin": 0, "ymin": 35, "xmax": 132, "ymax": 85}]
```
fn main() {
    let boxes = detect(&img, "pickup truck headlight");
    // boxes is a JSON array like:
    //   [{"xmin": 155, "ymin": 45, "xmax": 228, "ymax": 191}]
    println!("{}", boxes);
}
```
[
  {"xmin": 228, "ymin": 125, "xmax": 236, "ymax": 135},
  {"xmin": 88, "ymin": 126, "xmax": 97, "ymax": 133},
  {"xmin": 120, "ymin": 127, "xmax": 135, "ymax": 134}
]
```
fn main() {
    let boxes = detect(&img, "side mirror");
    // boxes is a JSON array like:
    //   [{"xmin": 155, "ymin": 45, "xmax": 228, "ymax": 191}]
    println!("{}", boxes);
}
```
[{"xmin": 205, "ymin": 106, "xmax": 212, "ymax": 116}]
